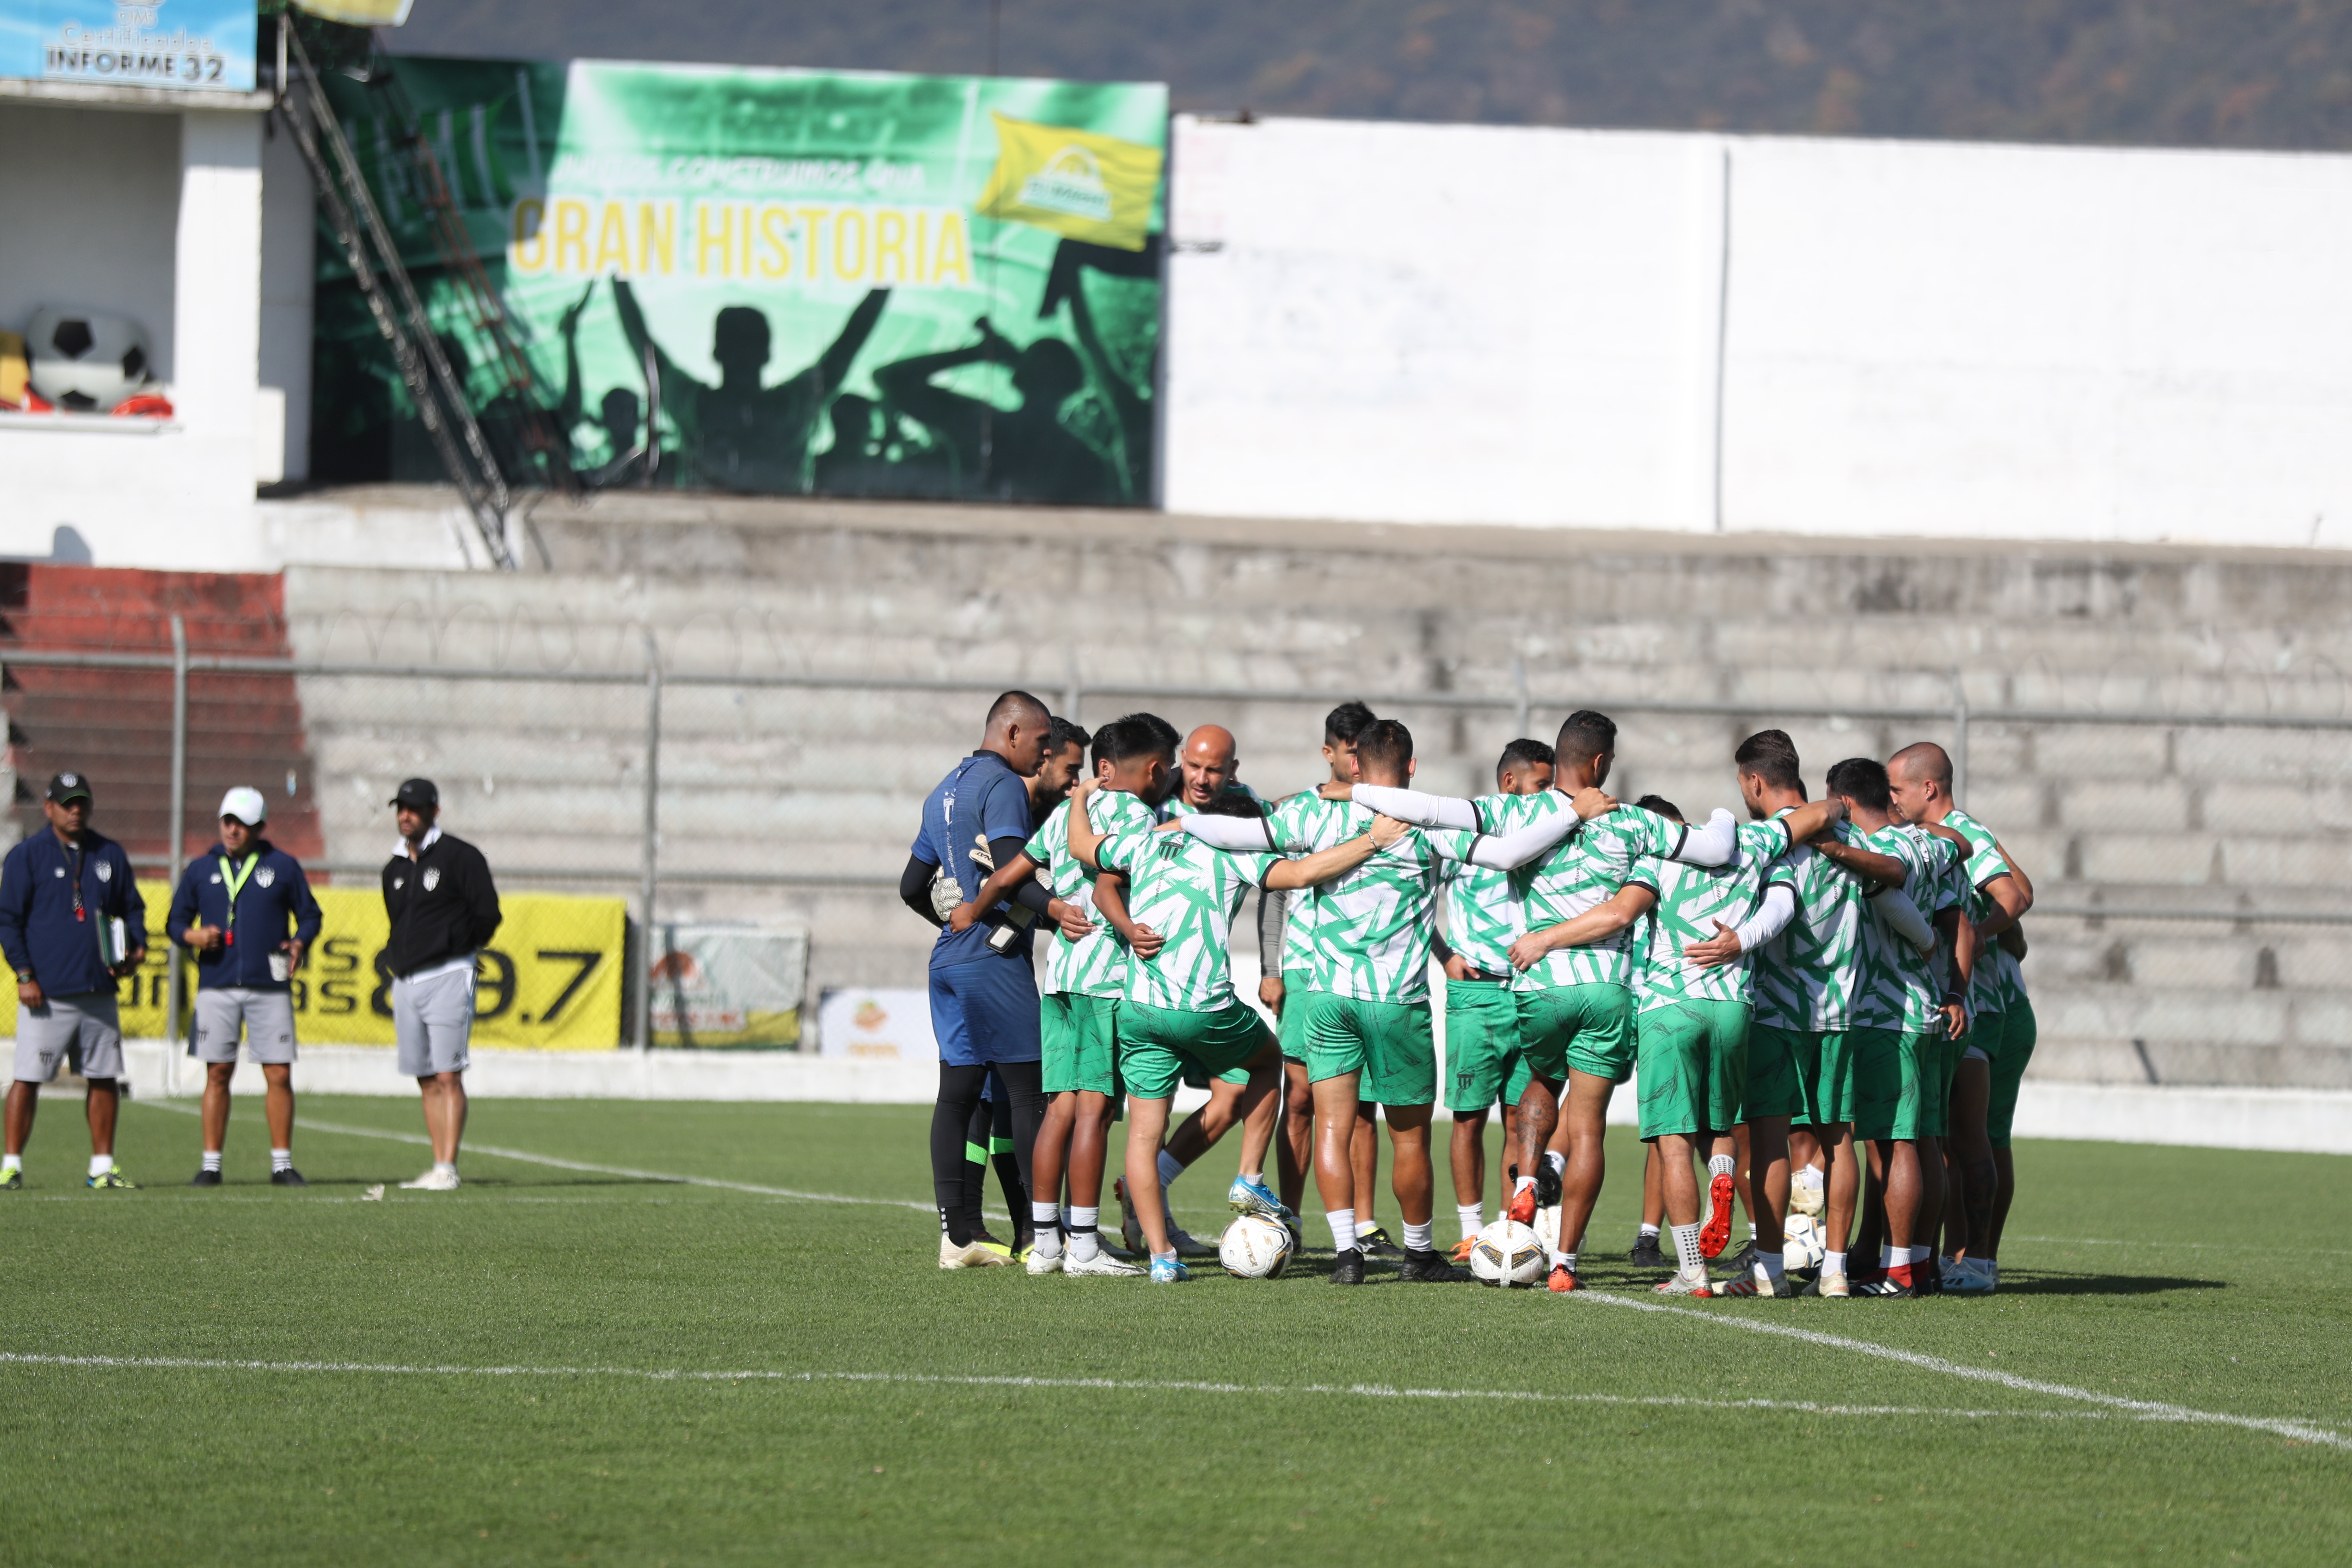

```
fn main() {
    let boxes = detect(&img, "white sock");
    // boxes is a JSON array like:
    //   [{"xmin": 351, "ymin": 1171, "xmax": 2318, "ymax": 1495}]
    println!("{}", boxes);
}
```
[
  {"xmin": 1881, "ymin": 1242, "xmax": 1905, "ymax": 1271},
  {"xmin": 1, "ymin": 1154, "xmax": 19, "ymax": 1173},
  {"xmin": 1707, "ymin": 1154, "xmax": 1736, "ymax": 1179},
  {"xmin": 270, "ymin": 1148, "xmax": 292, "ymax": 1173},
  {"xmin": 1747, "ymin": 1222, "xmax": 1757, "ymax": 1241},
  {"xmin": 1069, "ymin": 1204, "xmax": 1099, "ymax": 1235},
  {"xmin": 433, "ymin": 1161, "xmax": 455, "ymax": 1176},
  {"xmin": 202, "ymin": 1150, "xmax": 223, "ymax": 1173},
  {"xmin": 90, "ymin": 1154, "xmax": 113, "ymax": 1178},
  {"xmin": 1513, "ymin": 1174, "xmax": 1535, "ymax": 1194},
  {"xmin": 1757, "ymin": 1253, "xmax": 1786, "ymax": 1283},
  {"xmin": 1824, "ymin": 1250, "xmax": 1847, "ymax": 1277},
  {"xmin": 1157, "ymin": 1150, "xmax": 1185, "ymax": 1188},
  {"xmin": 1558, "ymin": 1250, "xmax": 1577, "ymax": 1274},
  {"xmin": 1544, "ymin": 1150, "xmax": 1565, "ymax": 1176},
  {"xmin": 1326, "ymin": 1207, "xmax": 1357, "ymax": 1253},
  {"xmin": 1238, "ymin": 1167, "xmax": 1263, "ymax": 1186},
  {"xmin": 1031, "ymin": 1201, "xmax": 1063, "ymax": 1256},
  {"xmin": 1638, "ymin": 1222, "xmax": 1660, "ymax": 1239},
  {"xmin": 1457, "ymin": 1203, "xmax": 1484, "ymax": 1240},
  {"xmin": 1403, "ymin": 1220, "xmax": 1433, "ymax": 1253},
  {"xmin": 1068, "ymin": 1229, "xmax": 1098, "ymax": 1262},
  {"xmin": 1670, "ymin": 1221, "xmax": 1705, "ymax": 1277}
]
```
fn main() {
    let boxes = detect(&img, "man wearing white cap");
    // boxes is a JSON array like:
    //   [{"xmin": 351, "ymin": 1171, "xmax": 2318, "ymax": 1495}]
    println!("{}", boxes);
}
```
[{"xmin": 167, "ymin": 787, "xmax": 323, "ymax": 1186}]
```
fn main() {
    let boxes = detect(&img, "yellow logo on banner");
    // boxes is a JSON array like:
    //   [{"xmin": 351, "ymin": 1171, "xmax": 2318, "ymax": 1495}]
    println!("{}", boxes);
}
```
[
  {"xmin": 0, "ymin": 884, "xmax": 628, "ymax": 1052},
  {"xmin": 974, "ymin": 113, "xmax": 1162, "ymax": 252}
]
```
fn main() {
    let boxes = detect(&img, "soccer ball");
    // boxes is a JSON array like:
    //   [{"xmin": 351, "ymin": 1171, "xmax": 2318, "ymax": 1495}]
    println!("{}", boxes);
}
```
[
  {"xmin": 1219, "ymin": 1214, "xmax": 1292, "ymax": 1279},
  {"xmin": 26, "ymin": 308, "xmax": 152, "ymax": 411},
  {"xmin": 1783, "ymin": 1212, "xmax": 1827, "ymax": 1271},
  {"xmin": 1468, "ymin": 1219, "xmax": 1545, "ymax": 1287}
]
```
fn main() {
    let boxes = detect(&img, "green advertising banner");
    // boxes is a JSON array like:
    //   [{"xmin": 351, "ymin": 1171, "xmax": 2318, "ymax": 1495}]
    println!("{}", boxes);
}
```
[{"xmin": 312, "ymin": 58, "xmax": 1167, "ymax": 507}]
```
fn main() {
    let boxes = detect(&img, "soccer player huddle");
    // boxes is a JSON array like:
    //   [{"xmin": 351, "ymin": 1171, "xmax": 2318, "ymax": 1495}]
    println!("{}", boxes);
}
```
[{"xmin": 906, "ymin": 690, "xmax": 2034, "ymax": 1298}]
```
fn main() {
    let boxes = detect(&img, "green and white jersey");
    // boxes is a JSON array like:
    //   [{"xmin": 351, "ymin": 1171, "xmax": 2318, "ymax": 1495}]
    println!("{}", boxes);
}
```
[
  {"xmin": 1941, "ymin": 808, "xmax": 2015, "ymax": 1017},
  {"xmin": 1482, "ymin": 793, "xmax": 1685, "ymax": 993},
  {"xmin": 1261, "ymin": 789, "xmax": 1353, "ymax": 978},
  {"xmin": 1439, "ymin": 859, "xmax": 1519, "ymax": 976},
  {"xmin": 1021, "ymin": 788, "xmax": 1160, "ymax": 997},
  {"xmin": 1626, "ymin": 909, "xmax": 1656, "ymax": 1003},
  {"xmin": 1751, "ymin": 815, "xmax": 1871, "ymax": 1033},
  {"xmin": 1637, "ymin": 818, "xmax": 1796, "ymax": 1012},
  {"xmin": 1851, "ymin": 824, "xmax": 1965, "ymax": 1033},
  {"xmin": 1095, "ymin": 827, "xmax": 1279, "ymax": 1014},
  {"xmin": 1256, "ymin": 798, "xmax": 1455, "ymax": 1005}
]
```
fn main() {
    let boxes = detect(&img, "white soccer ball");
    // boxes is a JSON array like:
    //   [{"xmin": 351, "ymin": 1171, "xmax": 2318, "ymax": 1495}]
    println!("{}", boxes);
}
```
[
  {"xmin": 1219, "ymin": 1214, "xmax": 1292, "ymax": 1279},
  {"xmin": 27, "ymin": 308, "xmax": 151, "ymax": 411},
  {"xmin": 1783, "ymin": 1212, "xmax": 1827, "ymax": 1271},
  {"xmin": 1468, "ymin": 1219, "xmax": 1545, "ymax": 1287}
]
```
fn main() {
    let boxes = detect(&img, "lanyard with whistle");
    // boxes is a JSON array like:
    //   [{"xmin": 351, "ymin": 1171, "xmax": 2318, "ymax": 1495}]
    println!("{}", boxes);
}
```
[{"xmin": 217, "ymin": 853, "xmax": 259, "ymax": 946}]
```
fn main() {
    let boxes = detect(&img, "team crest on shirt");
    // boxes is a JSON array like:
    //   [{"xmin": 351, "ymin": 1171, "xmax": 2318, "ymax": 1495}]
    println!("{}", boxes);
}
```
[
  {"xmin": 95, "ymin": 861, "xmax": 111, "ymax": 882},
  {"xmin": 256, "ymin": 867, "xmax": 275, "ymax": 888},
  {"xmin": 392, "ymin": 876, "xmax": 405, "ymax": 891},
  {"xmin": 422, "ymin": 867, "xmax": 441, "ymax": 891}
]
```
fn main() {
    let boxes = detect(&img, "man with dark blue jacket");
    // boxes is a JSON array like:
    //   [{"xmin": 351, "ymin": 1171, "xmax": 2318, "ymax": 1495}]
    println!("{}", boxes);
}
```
[
  {"xmin": 168, "ymin": 787, "xmax": 323, "ymax": 1188},
  {"xmin": 0, "ymin": 772, "xmax": 147, "ymax": 1190}
]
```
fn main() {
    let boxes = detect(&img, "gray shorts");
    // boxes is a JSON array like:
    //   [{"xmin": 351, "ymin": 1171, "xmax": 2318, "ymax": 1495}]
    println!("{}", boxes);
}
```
[
  {"xmin": 191, "ymin": 988, "xmax": 298, "ymax": 1065},
  {"xmin": 15, "ymin": 990, "xmax": 124, "ymax": 1083},
  {"xmin": 392, "ymin": 966, "xmax": 475, "ymax": 1077}
]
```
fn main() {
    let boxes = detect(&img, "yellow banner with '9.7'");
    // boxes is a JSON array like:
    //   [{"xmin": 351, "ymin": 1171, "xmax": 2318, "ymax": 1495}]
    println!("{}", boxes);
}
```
[{"xmin": 0, "ymin": 883, "xmax": 628, "ymax": 1050}]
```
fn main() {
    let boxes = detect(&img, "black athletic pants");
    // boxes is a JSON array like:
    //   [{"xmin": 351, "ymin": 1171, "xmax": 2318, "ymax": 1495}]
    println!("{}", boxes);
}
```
[{"xmin": 931, "ymin": 1060, "xmax": 1044, "ymax": 1246}]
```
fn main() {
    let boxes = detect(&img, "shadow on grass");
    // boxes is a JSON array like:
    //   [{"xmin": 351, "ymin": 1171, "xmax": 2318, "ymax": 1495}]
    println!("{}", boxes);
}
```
[{"xmin": 1990, "ymin": 1269, "xmax": 2226, "ymax": 1297}]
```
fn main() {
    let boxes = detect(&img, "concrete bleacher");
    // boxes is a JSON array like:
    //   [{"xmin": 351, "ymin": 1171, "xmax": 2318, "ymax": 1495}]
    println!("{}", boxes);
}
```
[{"xmin": 254, "ymin": 487, "xmax": 2352, "ymax": 1091}]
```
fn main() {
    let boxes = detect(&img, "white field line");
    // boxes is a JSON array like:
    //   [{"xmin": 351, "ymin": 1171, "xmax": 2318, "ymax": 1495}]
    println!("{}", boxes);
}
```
[
  {"xmin": 130, "ymin": 1100, "xmax": 937, "ymax": 1213},
  {"xmin": 0, "ymin": 1353, "xmax": 2211, "ymax": 1426},
  {"xmin": 1571, "ymin": 1291, "xmax": 2349, "ymax": 1449}
]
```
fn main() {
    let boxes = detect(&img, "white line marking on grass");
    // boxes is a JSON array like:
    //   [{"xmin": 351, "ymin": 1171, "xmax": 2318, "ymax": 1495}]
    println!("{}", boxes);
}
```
[
  {"xmin": 0, "ymin": 1353, "xmax": 2195, "ymax": 1425},
  {"xmin": 130, "ymin": 1101, "xmax": 936, "ymax": 1213},
  {"xmin": 1571, "ymin": 1291, "xmax": 2349, "ymax": 1449}
]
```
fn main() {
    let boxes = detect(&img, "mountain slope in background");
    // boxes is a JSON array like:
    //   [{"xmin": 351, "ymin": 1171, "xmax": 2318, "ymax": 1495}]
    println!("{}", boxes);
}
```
[{"xmin": 396, "ymin": 1, "xmax": 2352, "ymax": 152}]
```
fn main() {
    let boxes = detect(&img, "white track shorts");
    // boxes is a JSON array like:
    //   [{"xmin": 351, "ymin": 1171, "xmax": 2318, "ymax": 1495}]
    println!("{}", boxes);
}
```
[
  {"xmin": 14, "ymin": 990, "xmax": 124, "ymax": 1082},
  {"xmin": 191, "ymin": 988, "xmax": 298, "ymax": 1066},
  {"xmin": 392, "ymin": 965, "xmax": 475, "ymax": 1077}
]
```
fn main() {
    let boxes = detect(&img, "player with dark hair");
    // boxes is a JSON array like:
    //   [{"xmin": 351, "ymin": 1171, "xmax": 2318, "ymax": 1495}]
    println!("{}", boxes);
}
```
[
  {"xmin": 1066, "ymin": 777, "xmax": 1398, "ymax": 1282},
  {"xmin": 1189, "ymin": 719, "xmax": 1596, "ymax": 1283},
  {"xmin": 1436, "ymin": 738, "xmax": 1553, "ymax": 1258},
  {"xmin": 1256, "ymin": 701, "xmax": 1391, "ymax": 1249},
  {"xmin": 904, "ymin": 689, "xmax": 1063, "ymax": 1269},
  {"xmin": 1348, "ymin": 711, "xmax": 1738, "ymax": 1290}
]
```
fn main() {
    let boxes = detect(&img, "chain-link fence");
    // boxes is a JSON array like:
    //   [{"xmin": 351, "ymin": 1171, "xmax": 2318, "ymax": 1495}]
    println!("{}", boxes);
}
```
[{"xmin": 4, "ymin": 628, "xmax": 2349, "ymax": 1084}]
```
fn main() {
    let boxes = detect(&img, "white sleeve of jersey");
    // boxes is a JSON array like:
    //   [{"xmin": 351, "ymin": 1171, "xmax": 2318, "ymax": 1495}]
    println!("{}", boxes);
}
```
[
  {"xmin": 1675, "ymin": 808, "xmax": 1739, "ymax": 868},
  {"xmin": 1348, "ymin": 784, "xmax": 1482, "ymax": 831},
  {"xmin": 1456, "ymin": 808, "xmax": 1579, "ymax": 870},
  {"xmin": 1731, "ymin": 884, "xmax": 1799, "ymax": 953},
  {"xmin": 1178, "ymin": 813, "xmax": 1280, "ymax": 853},
  {"xmin": 1870, "ymin": 884, "xmax": 1937, "ymax": 955}
]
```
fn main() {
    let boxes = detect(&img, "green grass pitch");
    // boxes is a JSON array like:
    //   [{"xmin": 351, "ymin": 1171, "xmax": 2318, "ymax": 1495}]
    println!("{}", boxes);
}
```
[{"xmin": 1, "ymin": 1093, "xmax": 2345, "ymax": 1565}]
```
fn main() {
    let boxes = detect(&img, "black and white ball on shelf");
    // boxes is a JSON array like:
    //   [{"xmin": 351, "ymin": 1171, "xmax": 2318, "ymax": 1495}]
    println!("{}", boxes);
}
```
[{"xmin": 27, "ymin": 308, "xmax": 151, "ymax": 411}]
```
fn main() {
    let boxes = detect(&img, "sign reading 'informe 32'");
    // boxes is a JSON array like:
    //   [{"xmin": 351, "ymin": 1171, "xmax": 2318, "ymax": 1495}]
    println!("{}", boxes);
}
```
[{"xmin": 0, "ymin": 0, "xmax": 257, "ymax": 94}]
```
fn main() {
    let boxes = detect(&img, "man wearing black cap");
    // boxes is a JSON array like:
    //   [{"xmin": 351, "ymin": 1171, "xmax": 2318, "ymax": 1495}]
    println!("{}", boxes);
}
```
[
  {"xmin": 0, "ymin": 772, "xmax": 147, "ymax": 1189},
  {"xmin": 381, "ymin": 778, "xmax": 501, "ymax": 1191}
]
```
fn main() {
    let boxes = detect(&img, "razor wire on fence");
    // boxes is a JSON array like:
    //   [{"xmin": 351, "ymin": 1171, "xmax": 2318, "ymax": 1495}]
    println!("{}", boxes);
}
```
[{"xmin": 3, "ymin": 628, "xmax": 2348, "ymax": 1081}]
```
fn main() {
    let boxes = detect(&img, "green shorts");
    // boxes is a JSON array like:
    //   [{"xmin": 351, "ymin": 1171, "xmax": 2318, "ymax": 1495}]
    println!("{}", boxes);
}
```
[
  {"xmin": 1634, "ymin": 998, "xmax": 1750, "ymax": 1139},
  {"xmin": 1986, "ymin": 996, "xmax": 2037, "ymax": 1148},
  {"xmin": 1041, "ymin": 992, "xmax": 1122, "ymax": 1097},
  {"xmin": 1514, "ymin": 983, "xmax": 1635, "ymax": 1084},
  {"xmin": 1930, "ymin": 1011, "xmax": 1991, "ymax": 1138},
  {"xmin": 1805, "ymin": 1029, "xmax": 1856, "ymax": 1127},
  {"xmin": 1275, "ymin": 970, "xmax": 1316, "ymax": 1064},
  {"xmin": 1853, "ymin": 1025, "xmax": 1941, "ymax": 1142},
  {"xmin": 1181, "ymin": 1060, "xmax": 1255, "ymax": 1091},
  {"xmin": 1304, "ymin": 992, "xmax": 1436, "ymax": 1108},
  {"xmin": 1740, "ymin": 1022, "xmax": 1813, "ymax": 1123},
  {"xmin": 1118, "ymin": 1000, "xmax": 1272, "ymax": 1103},
  {"xmin": 1443, "ymin": 980, "xmax": 1528, "ymax": 1114}
]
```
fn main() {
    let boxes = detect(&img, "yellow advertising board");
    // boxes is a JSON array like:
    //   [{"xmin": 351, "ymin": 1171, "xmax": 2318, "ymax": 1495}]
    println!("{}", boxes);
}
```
[{"xmin": 0, "ymin": 882, "xmax": 627, "ymax": 1050}]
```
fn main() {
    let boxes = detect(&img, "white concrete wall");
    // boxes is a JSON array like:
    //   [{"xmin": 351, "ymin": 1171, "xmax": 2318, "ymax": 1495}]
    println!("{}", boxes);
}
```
[
  {"xmin": 0, "ymin": 104, "xmax": 182, "ymax": 381},
  {"xmin": 258, "ymin": 117, "xmax": 315, "ymax": 484},
  {"xmin": 1163, "ymin": 115, "xmax": 2352, "ymax": 549},
  {"xmin": 0, "ymin": 105, "xmax": 270, "ymax": 569}
]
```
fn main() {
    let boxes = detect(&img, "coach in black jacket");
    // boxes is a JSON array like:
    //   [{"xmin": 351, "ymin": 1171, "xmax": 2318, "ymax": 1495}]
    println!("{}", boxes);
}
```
[{"xmin": 381, "ymin": 778, "xmax": 501, "ymax": 1191}]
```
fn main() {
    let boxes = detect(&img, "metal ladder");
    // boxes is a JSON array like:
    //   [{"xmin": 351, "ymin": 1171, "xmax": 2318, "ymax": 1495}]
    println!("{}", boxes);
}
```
[{"xmin": 272, "ymin": 15, "xmax": 570, "ymax": 568}]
